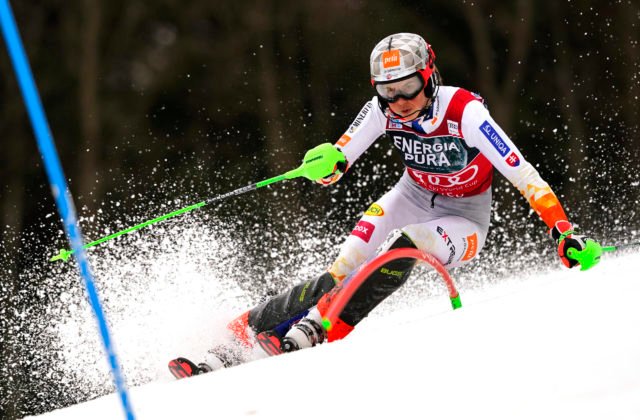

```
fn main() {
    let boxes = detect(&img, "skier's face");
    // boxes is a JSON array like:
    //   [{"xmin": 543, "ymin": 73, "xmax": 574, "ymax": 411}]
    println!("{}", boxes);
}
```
[{"xmin": 387, "ymin": 90, "xmax": 429, "ymax": 119}]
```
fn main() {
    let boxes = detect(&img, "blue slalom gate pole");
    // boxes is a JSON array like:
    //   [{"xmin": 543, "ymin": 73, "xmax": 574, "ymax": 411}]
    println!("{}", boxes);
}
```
[{"xmin": 0, "ymin": 2, "xmax": 135, "ymax": 419}]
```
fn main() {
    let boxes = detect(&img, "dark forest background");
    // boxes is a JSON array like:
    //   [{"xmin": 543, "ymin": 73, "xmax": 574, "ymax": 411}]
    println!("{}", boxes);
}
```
[{"xmin": 1, "ymin": 0, "xmax": 639, "ymax": 418}]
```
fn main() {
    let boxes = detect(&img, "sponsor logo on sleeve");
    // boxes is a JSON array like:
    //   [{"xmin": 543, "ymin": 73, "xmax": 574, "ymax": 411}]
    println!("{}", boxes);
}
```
[
  {"xmin": 351, "ymin": 220, "xmax": 375, "ymax": 243},
  {"xmin": 337, "ymin": 134, "xmax": 351, "ymax": 147},
  {"xmin": 348, "ymin": 102, "xmax": 373, "ymax": 133},
  {"xmin": 480, "ymin": 121, "xmax": 510, "ymax": 157},
  {"xmin": 447, "ymin": 120, "xmax": 460, "ymax": 136},
  {"xmin": 461, "ymin": 233, "xmax": 478, "ymax": 261},
  {"xmin": 382, "ymin": 50, "xmax": 401, "ymax": 68},
  {"xmin": 364, "ymin": 203, "xmax": 385, "ymax": 217},
  {"xmin": 506, "ymin": 151, "xmax": 520, "ymax": 167}
]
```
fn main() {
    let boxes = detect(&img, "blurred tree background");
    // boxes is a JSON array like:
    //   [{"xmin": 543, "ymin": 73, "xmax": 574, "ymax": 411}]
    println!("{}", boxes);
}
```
[{"xmin": 1, "ymin": 0, "xmax": 639, "ymax": 418}]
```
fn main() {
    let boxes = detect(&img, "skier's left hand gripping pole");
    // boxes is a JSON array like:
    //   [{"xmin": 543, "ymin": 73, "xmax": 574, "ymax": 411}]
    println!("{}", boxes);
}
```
[{"xmin": 50, "ymin": 143, "xmax": 346, "ymax": 262}]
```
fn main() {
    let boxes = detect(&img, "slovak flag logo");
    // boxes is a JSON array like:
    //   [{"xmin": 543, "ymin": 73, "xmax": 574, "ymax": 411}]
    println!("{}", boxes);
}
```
[{"xmin": 506, "ymin": 151, "xmax": 520, "ymax": 167}]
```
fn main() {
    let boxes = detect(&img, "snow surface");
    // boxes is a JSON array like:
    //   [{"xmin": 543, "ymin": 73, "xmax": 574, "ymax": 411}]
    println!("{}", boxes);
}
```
[{"xmin": 28, "ymin": 251, "xmax": 640, "ymax": 420}]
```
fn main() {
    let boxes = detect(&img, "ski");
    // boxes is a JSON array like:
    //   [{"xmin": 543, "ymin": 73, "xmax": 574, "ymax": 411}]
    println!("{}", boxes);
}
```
[{"xmin": 169, "ymin": 349, "xmax": 240, "ymax": 379}]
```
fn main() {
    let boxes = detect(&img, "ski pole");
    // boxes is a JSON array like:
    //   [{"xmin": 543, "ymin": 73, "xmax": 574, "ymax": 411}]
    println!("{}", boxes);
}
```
[
  {"xmin": 50, "ymin": 143, "xmax": 345, "ymax": 262},
  {"xmin": 601, "ymin": 242, "xmax": 640, "ymax": 253},
  {"xmin": 566, "ymin": 240, "xmax": 640, "ymax": 272}
]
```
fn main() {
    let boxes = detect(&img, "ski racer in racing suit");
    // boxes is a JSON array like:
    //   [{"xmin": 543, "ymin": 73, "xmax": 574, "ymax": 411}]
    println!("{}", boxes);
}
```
[{"xmin": 182, "ymin": 33, "xmax": 602, "ymax": 373}]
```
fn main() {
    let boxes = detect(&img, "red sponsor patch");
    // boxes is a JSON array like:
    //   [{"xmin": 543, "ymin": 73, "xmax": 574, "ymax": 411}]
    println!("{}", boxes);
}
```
[{"xmin": 351, "ymin": 220, "xmax": 375, "ymax": 243}]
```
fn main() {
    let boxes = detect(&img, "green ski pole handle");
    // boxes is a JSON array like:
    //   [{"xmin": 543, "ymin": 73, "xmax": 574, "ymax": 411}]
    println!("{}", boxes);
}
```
[{"xmin": 50, "ymin": 143, "xmax": 346, "ymax": 262}]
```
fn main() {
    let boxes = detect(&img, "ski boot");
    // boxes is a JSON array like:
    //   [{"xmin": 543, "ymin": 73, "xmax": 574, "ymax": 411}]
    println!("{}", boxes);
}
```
[
  {"xmin": 254, "ymin": 314, "xmax": 326, "ymax": 356},
  {"xmin": 168, "ymin": 343, "xmax": 245, "ymax": 379},
  {"xmin": 281, "ymin": 311, "xmax": 326, "ymax": 352}
]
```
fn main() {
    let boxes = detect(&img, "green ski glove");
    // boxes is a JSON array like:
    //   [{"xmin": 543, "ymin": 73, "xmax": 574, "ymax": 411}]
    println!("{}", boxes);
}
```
[
  {"xmin": 287, "ymin": 143, "xmax": 347, "ymax": 182},
  {"xmin": 550, "ymin": 220, "xmax": 602, "ymax": 271}
]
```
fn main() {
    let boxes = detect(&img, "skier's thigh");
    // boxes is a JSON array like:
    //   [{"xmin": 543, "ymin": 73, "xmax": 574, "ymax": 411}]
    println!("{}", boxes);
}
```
[
  {"xmin": 330, "ymin": 187, "xmax": 422, "ymax": 278},
  {"xmin": 402, "ymin": 215, "xmax": 487, "ymax": 268}
]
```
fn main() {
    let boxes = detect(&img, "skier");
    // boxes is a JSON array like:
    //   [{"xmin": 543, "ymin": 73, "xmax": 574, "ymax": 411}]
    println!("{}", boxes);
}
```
[{"xmin": 170, "ymin": 32, "xmax": 601, "ymax": 378}]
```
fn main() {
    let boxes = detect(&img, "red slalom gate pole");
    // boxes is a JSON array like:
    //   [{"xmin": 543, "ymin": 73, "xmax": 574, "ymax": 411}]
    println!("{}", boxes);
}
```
[{"xmin": 321, "ymin": 248, "xmax": 461, "ymax": 332}]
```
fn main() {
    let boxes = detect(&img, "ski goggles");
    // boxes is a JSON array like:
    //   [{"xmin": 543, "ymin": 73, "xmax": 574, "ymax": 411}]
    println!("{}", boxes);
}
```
[{"xmin": 374, "ymin": 73, "xmax": 425, "ymax": 103}]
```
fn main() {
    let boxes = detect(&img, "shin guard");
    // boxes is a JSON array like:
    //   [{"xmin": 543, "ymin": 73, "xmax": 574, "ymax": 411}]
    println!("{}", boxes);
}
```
[{"xmin": 317, "ymin": 232, "xmax": 418, "ymax": 341}]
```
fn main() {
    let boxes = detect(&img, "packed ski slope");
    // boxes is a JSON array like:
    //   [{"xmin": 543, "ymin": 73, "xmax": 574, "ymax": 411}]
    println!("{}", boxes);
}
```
[{"xmin": 29, "ymin": 251, "xmax": 640, "ymax": 420}]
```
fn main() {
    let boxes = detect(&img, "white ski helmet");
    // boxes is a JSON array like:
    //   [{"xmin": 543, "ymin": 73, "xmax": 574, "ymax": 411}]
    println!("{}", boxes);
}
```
[{"xmin": 370, "ymin": 33, "xmax": 437, "ymax": 96}]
